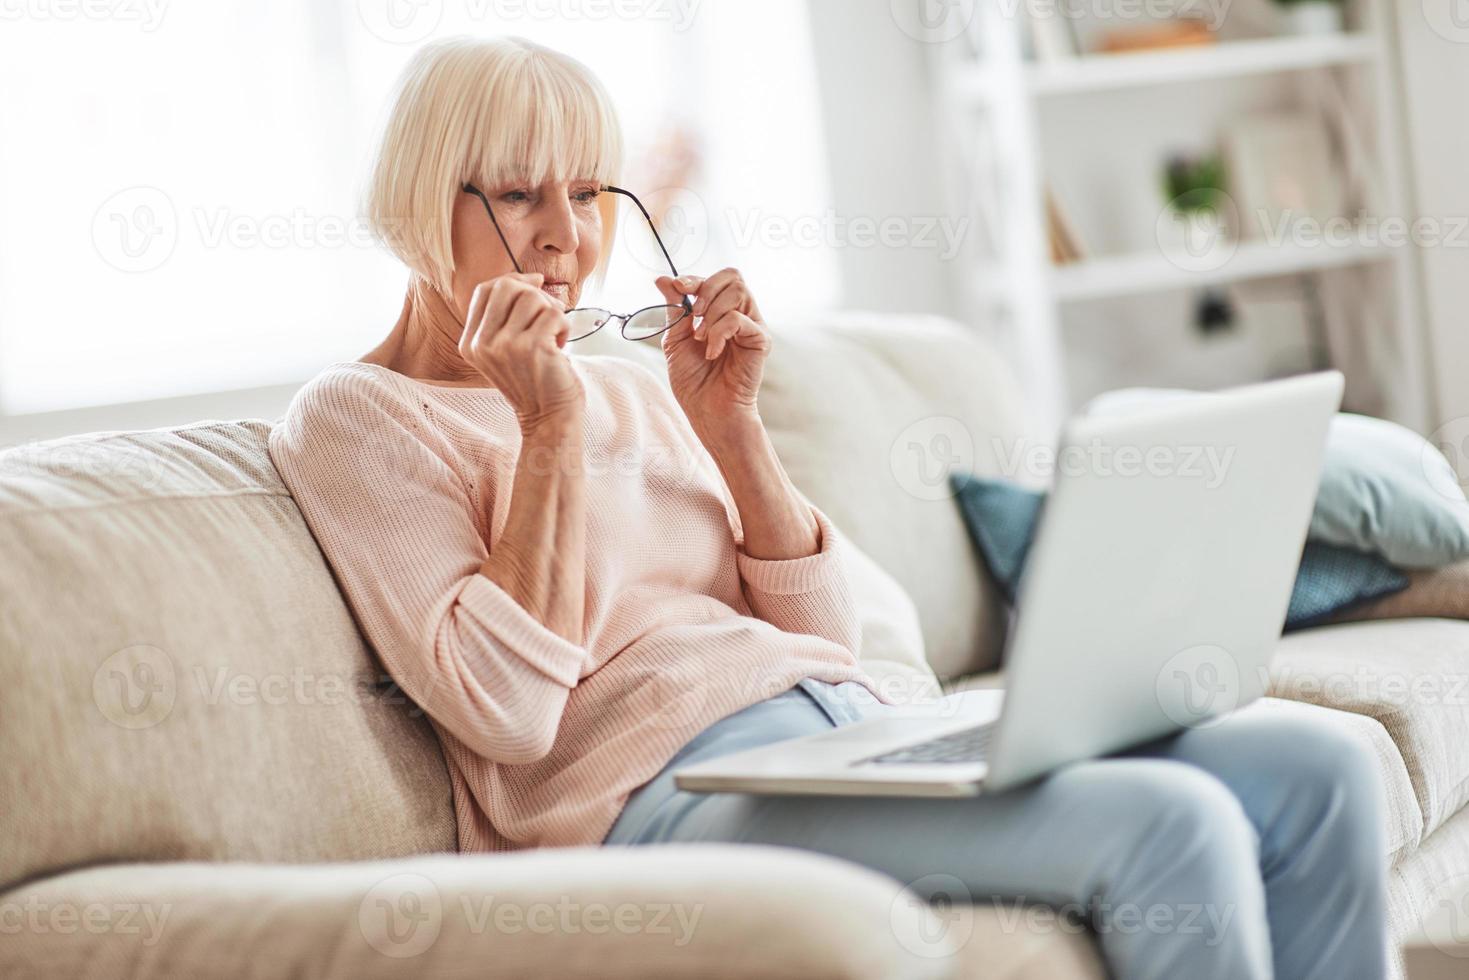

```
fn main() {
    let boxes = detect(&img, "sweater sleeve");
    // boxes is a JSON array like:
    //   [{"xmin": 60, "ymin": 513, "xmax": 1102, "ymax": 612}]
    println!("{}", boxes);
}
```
[
  {"xmin": 268, "ymin": 369, "xmax": 587, "ymax": 764},
  {"xmin": 735, "ymin": 506, "xmax": 863, "ymax": 661}
]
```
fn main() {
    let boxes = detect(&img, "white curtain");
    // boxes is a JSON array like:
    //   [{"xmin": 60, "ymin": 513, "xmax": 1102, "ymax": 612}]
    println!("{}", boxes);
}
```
[{"xmin": 0, "ymin": 0, "xmax": 837, "ymax": 415}]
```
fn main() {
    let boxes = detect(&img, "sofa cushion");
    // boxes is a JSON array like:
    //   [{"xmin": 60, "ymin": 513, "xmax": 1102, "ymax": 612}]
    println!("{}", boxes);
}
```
[
  {"xmin": 755, "ymin": 313, "xmax": 1029, "ymax": 679},
  {"xmin": 1390, "ymin": 801, "xmax": 1469, "ymax": 980},
  {"xmin": 1271, "ymin": 619, "xmax": 1469, "ymax": 844},
  {"xmin": 0, "ymin": 421, "xmax": 456, "ymax": 892},
  {"xmin": 0, "ymin": 847, "xmax": 1006, "ymax": 980}
]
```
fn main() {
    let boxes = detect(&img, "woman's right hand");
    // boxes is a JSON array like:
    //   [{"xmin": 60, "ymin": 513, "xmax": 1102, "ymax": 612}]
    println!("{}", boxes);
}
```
[{"xmin": 459, "ymin": 273, "xmax": 584, "ymax": 430}]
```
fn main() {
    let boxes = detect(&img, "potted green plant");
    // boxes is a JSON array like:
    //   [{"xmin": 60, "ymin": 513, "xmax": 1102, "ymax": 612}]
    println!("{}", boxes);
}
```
[
  {"xmin": 1157, "ymin": 153, "xmax": 1233, "ymax": 268},
  {"xmin": 1274, "ymin": 0, "xmax": 1344, "ymax": 36}
]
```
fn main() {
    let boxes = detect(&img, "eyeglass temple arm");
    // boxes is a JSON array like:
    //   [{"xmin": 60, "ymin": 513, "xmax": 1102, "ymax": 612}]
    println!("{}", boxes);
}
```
[
  {"xmin": 462, "ymin": 183, "xmax": 524, "ymax": 275},
  {"xmin": 603, "ymin": 185, "xmax": 693, "ymax": 312}
]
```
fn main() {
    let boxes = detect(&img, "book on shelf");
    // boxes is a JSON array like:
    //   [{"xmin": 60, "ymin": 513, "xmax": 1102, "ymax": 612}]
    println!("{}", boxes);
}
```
[
  {"xmin": 1025, "ymin": 0, "xmax": 1078, "ymax": 62},
  {"xmin": 1094, "ymin": 18, "xmax": 1216, "ymax": 54},
  {"xmin": 1046, "ymin": 185, "xmax": 1088, "ymax": 265}
]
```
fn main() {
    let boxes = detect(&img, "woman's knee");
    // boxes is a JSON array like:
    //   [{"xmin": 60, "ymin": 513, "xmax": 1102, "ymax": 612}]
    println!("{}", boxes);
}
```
[
  {"xmin": 1245, "ymin": 710, "xmax": 1385, "ymax": 823},
  {"xmin": 1080, "ymin": 761, "xmax": 1260, "ymax": 874}
]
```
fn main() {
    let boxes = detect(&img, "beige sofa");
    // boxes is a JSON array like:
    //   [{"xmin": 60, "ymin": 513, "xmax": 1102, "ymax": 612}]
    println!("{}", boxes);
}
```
[{"xmin": 2, "ymin": 312, "xmax": 1465, "ymax": 979}]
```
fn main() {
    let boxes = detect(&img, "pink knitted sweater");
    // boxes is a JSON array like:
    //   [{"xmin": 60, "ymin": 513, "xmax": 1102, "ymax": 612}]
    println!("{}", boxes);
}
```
[{"xmin": 269, "ymin": 356, "xmax": 877, "ymax": 851}]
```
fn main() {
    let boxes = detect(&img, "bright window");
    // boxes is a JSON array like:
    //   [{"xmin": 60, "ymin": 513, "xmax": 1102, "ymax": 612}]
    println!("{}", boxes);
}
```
[{"xmin": 0, "ymin": 0, "xmax": 837, "ymax": 415}]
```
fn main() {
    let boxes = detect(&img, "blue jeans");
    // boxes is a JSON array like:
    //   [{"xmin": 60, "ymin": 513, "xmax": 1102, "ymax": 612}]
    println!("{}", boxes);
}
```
[{"xmin": 603, "ymin": 680, "xmax": 1388, "ymax": 980}]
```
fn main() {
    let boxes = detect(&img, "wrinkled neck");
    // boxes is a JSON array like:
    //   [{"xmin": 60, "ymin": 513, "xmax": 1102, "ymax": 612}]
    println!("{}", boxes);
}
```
[{"xmin": 377, "ymin": 277, "xmax": 482, "ymax": 385}]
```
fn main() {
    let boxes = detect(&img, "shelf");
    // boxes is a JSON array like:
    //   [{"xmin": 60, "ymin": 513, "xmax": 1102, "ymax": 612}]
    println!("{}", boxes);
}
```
[
  {"xmin": 1049, "ymin": 238, "xmax": 1394, "ymax": 302},
  {"xmin": 1030, "ymin": 33, "xmax": 1377, "ymax": 95},
  {"xmin": 956, "ymin": 34, "xmax": 1377, "ymax": 103}
]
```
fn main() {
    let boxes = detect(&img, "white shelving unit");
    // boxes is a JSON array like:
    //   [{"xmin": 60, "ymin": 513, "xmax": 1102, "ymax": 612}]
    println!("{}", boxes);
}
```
[
  {"xmin": 1051, "ymin": 238, "xmax": 1394, "ymax": 303},
  {"xmin": 933, "ymin": 1, "xmax": 1430, "ymax": 435},
  {"xmin": 1026, "ymin": 32, "xmax": 1377, "ymax": 94}
]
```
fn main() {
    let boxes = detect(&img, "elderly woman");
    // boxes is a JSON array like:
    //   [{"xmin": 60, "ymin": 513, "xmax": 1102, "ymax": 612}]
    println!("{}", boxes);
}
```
[{"xmin": 270, "ymin": 36, "xmax": 1387, "ymax": 980}]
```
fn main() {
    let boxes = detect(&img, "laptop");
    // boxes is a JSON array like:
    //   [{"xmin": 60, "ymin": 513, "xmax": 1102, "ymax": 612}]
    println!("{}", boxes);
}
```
[{"xmin": 674, "ymin": 371, "xmax": 1344, "ymax": 797}]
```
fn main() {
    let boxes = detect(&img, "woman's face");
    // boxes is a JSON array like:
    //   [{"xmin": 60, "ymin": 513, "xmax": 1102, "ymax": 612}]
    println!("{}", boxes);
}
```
[{"xmin": 447, "ymin": 177, "xmax": 603, "ymax": 317}]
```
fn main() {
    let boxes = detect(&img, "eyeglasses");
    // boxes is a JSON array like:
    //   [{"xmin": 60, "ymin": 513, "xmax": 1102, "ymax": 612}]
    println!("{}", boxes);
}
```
[{"xmin": 462, "ymin": 182, "xmax": 693, "ymax": 343}]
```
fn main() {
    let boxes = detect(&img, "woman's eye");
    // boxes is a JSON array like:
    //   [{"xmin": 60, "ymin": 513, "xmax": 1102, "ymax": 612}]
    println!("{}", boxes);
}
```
[
  {"xmin": 502, "ymin": 190, "xmax": 530, "ymax": 203},
  {"xmin": 573, "ymin": 189, "xmax": 600, "ymax": 203}
]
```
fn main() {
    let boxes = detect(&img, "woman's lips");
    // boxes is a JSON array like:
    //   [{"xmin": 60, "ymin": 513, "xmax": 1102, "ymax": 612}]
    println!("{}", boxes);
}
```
[{"xmin": 543, "ymin": 279, "xmax": 569, "ymax": 307}]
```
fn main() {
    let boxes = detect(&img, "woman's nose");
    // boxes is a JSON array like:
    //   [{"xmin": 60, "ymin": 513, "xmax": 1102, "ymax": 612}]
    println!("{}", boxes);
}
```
[{"xmin": 534, "ymin": 197, "xmax": 579, "ymax": 255}]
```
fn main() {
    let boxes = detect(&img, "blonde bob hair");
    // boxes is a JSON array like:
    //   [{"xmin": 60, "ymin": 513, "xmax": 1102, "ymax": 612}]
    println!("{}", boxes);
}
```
[{"xmin": 365, "ymin": 36, "xmax": 624, "ymax": 295}]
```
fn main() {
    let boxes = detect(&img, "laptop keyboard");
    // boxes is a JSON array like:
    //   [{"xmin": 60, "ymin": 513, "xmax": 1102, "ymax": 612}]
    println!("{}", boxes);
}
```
[{"xmin": 859, "ymin": 722, "xmax": 997, "ymax": 766}]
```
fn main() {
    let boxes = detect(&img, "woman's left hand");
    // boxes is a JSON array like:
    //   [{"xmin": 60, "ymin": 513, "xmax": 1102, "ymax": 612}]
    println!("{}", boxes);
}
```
[{"xmin": 655, "ymin": 269, "xmax": 770, "ymax": 441}]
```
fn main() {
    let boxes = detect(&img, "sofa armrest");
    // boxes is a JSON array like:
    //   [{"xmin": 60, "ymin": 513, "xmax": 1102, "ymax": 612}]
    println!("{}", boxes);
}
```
[{"xmin": 0, "ymin": 846, "xmax": 960, "ymax": 980}]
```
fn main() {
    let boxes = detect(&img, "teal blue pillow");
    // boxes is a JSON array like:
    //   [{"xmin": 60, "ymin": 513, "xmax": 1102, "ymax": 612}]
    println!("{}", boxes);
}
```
[{"xmin": 951, "ymin": 473, "xmax": 1410, "ymax": 632}]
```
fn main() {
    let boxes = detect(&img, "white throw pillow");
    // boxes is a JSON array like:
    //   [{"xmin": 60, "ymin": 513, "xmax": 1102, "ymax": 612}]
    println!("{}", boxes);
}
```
[{"xmin": 840, "ymin": 533, "xmax": 940, "ymax": 703}]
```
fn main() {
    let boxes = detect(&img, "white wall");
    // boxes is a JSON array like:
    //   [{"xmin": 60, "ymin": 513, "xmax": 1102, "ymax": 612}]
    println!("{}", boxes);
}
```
[
  {"xmin": 0, "ymin": 384, "xmax": 300, "ymax": 448},
  {"xmin": 804, "ymin": 0, "xmax": 960, "ymax": 318},
  {"xmin": 1393, "ymin": 4, "xmax": 1469, "ymax": 440}
]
